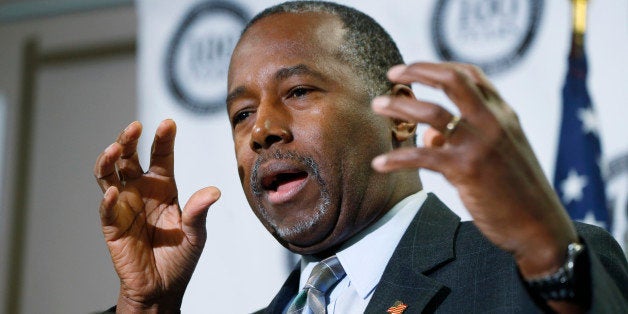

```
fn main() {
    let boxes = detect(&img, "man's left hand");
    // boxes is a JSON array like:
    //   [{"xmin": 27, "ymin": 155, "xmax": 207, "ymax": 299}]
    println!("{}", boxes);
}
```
[{"xmin": 371, "ymin": 62, "xmax": 579, "ymax": 281}]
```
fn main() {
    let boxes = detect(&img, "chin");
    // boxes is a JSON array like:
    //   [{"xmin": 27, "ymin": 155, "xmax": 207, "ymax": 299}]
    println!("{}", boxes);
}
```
[
  {"xmin": 281, "ymin": 231, "xmax": 346, "ymax": 256},
  {"xmin": 258, "ymin": 201, "xmax": 344, "ymax": 252},
  {"xmin": 266, "ymin": 206, "xmax": 327, "ymax": 245}
]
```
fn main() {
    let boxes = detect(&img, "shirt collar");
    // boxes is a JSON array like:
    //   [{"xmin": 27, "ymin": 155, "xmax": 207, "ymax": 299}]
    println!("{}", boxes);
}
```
[{"xmin": 299, "ymin": 190, "xmax": 427, "ymax": 298}]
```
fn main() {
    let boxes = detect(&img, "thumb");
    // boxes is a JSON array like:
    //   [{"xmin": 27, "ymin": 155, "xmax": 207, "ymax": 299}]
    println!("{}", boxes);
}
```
[
  {"xmin": 100, "ymin": 186, "xmax": 120, "ymax": 227},
  {"xmin": 181, "ymin": 186, "xmax": 221, "ymax": 246}
]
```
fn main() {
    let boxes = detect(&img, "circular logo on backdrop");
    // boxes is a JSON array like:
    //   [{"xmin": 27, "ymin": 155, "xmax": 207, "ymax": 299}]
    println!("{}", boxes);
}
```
[
  {"xmin": 165, "ymin": 1, "xmax": 250, "ymax": 114},
  {"xmin": 431, "ymin": 0, "xmax": 543, "ymax": 75}
]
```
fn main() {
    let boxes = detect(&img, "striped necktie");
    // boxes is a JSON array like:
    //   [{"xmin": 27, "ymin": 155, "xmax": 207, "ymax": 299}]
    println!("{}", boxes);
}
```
[{"xmin": 287, "ymin": 255, "xmax": 346, "ymax": 314}]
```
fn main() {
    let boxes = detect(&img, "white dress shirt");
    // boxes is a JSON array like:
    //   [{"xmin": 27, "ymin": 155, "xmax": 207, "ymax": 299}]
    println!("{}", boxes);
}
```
[{"xmin": 293, "ymin": 190, "xmax": 427, "ymax": 313}]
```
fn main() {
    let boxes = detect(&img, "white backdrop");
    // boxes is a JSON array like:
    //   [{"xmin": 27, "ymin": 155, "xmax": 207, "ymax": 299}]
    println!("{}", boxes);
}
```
[{"xmin": 137, "ymin": 1, "xmax": 628, "ymax": 312}]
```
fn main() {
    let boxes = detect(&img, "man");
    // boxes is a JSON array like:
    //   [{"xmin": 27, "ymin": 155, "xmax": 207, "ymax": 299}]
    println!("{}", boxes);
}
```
[{"xmin": 94, "ymin": 1, "xmax": 627, "ymax": 313}]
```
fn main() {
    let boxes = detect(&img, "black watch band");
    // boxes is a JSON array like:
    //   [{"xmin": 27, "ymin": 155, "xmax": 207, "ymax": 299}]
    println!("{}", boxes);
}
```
[{"xmin": 524, "ymin": 242, "xmax": 586, "ymax": 300}]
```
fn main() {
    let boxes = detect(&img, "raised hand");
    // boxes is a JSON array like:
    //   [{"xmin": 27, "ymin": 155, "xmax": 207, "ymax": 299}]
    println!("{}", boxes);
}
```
[
  {"xmin": 93, "ymin": 119, "xmax": 220, "ymax": 312},
  {"xmin": 370, "ymin": 63, "xmax": 578, "ymax": 280}
]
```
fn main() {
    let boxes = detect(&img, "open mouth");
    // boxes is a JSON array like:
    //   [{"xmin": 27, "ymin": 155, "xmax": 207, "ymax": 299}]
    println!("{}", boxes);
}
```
[
  {"xmin": 251, "ymin": 151, "xmax": 321, "ymax": 205},
  {"xmin": 262, "ymin": 171, "xmax": 308, "ymax": 192},
  {"xmin": 256, "ymin": 164, "xmax": 310, "ymax": 204}
]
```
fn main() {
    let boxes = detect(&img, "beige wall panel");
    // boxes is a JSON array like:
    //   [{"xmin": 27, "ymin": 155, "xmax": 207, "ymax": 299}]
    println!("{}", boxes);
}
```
[
  {"xmin": 21, "ymin": 55, "xmax": 136, "ymax": 314},
  {"xmin": 0, "ymin": 5, "xmax": 137, "ymax": 313}
]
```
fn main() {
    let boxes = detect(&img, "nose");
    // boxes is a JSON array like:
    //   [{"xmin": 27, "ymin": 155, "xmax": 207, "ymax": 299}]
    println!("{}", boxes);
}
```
[{"xmin": 249, "ymin": 102, "xmax": 293, "ymax": 151}]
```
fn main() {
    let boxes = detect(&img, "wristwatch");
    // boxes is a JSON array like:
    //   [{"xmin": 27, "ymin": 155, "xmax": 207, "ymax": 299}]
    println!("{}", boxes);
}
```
[{"xmin": 524, "ymin": 242, "xmax": 586, "ymax": 300}]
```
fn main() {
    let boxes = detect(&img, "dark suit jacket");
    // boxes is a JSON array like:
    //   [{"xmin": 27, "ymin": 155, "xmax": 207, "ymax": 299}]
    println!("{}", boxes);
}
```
[{"xmin": 261, "ymin": 193, "xmax": 628, "ymax": 313}]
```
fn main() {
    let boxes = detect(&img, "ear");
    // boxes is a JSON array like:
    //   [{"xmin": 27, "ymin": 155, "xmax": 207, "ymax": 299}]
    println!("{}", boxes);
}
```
[{"xmin": 389, "ymin": 84, "xmax": 417, "ymax": 143}]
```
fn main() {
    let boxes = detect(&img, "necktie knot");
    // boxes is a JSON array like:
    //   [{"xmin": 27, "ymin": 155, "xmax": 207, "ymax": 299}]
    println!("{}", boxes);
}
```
[
  {"xmin": 287, "ymin": 255, "xmax": 346, "ymax": 314},
  {"xmin": 305, "ymin": 255, "xmax": 345, "ymax": 293}
]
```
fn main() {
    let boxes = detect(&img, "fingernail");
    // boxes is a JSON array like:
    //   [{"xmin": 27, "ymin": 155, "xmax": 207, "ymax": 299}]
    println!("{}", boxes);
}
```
[
  {"xmin": 123, "ymin": 121, "xmax": 138, "ymax": 133},
  {"xmin": 372, "ymin": 96, "xmax": 390, "ymax": 110},
  {"xmin": 388, "ymin": 64, "xmax": 407, "ymax": 78}
]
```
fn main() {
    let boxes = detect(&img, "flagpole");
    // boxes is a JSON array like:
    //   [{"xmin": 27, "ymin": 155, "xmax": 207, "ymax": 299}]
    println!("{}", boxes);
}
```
[{"xmin": 570, "ymin": 0, "xmax": 588, "ymax": 54}]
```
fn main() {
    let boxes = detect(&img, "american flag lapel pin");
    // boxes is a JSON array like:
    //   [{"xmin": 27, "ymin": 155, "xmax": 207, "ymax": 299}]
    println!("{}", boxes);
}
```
[{"xmin": 387, "ymin": 300, "xmax": 408, "ymax": 314}]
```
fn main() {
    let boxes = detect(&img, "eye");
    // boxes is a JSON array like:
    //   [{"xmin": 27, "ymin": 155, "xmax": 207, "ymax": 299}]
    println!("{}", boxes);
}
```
[
  {"xmin": 288, "ymin": 86, "xmax": 312, "ymax": 98},
  {"xmin": 232, "ymin": 110, "xmax": 252, "ymax": 126}
]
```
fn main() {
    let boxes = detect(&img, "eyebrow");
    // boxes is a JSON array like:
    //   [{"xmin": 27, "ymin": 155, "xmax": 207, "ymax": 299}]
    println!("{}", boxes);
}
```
[
  {"xmin": 274, "ymin": 64, "xmax": 327, "ymax": 82},
  {"xmin": 226, "ymin": 64, "xmax": 328, "ymax": 109},
  {"xmin": 226, "ymin": 86, "xmax": 246, "ymax": 109}
]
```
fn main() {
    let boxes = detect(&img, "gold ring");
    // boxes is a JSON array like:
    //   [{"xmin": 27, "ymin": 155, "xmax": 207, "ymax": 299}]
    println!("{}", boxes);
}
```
[{"xmin": 443, "ymin": 115, "xmax": 461, "ymax": 138}]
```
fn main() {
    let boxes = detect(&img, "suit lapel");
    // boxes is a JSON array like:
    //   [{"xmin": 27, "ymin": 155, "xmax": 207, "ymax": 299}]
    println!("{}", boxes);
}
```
[
  {"xmin": 262, "ymin": 193, "xmax": 461, "ymax": 313},
  {"xmin": 261, "ymin": 265, "xmax": 300, "ymax": 313},
  {"xmin": 365, "ymin": 193, "xmax": 461, "ymax": 313}
]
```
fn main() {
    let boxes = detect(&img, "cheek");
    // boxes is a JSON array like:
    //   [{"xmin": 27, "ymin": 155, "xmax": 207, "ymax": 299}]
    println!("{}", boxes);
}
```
[
  {"xmin": 234, "ymin": 138, "xmax": 253, "ymax": 185},
  {"xmin": 308, "ymin": 102, "xmax": 392, "ymax": 179},
  {"xmin": 316, "ymin": 107, "xmax": 389, "ymax": 178},
  {"xmin": 339, "ymin": 110, "xmax": 392, "ymax": 154}
]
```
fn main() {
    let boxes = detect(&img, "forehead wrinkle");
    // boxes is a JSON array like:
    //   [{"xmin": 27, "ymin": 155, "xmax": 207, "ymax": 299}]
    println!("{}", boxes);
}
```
[
  {"xmin": 274, "ymin": 64, "xmax": 329, "ymax": 83},
  {"xmin": 227, "ymin": 13, "xmax": 351, "ymax": 110}
]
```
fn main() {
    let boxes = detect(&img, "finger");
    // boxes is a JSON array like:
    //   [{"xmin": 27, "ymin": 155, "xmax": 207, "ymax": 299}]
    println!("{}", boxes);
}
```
[
  {"xmin": 149, "ymin": 119, "xmax": 176, "ymax": 177},
  {"xmin": 100, "ymin": 187, "xmax": 130, "ymax": 242},
  {"xmin": 449, "ymin": 63, "xmax": 499, "ymax": 96},
  {"xmin": 115, "ymin": 121, "xmax": 144, "ymax": 180},
  {"xmin": 387, "ymin": 63, "xmax": 485, "ymax": 116},
  {"xmin": 372, "ymin": 146, "xmax": 452, "ymax": 174},
  {"xmin": 99, "ymin": 186, "xmax": 120, "ymax": 227},
  {"xmin": 181, "ymin": 187, "xmax": 221, "ymax": 246},
  {"xmin": 94, "ymin": 143, "xmax": 122, "ymax": 193},
  {"xmin": 372, "ymin": 96, "xmax": 454, "ymax": 133},
  {"xmin": 449, "ymin": 62, "xmax": 506, "ymax": 111}
]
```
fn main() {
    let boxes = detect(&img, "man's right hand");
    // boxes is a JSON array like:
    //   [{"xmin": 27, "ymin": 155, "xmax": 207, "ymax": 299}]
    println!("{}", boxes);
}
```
[{"xmin": 93, "ymin": 119, "xmax": 220, "ymax": 313}]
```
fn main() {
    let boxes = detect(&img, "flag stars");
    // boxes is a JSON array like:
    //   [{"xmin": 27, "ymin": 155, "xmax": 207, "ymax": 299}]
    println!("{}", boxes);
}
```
[
  {"xmin": 554, "ymin": 55, "xmax": 610, "ymax": 230},
  {"xmin": 577, "ymin": 107, "xmax": 599, "ymax": 135},
  {"xmin": 581, "ymin": 210, "xmax": 606, "ymax": 229},
  {"xmin": 560, "ymin": 169, "xmax": 588, "ymax": 204}
]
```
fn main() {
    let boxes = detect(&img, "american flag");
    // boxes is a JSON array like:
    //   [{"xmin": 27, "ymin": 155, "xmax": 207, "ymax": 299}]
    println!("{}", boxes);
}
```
[
  {"xmin": 387, "ymin": 301, "xmax": 408, "ymax": 314},
  {"xmin": 553, "ymin": 39, "xmax": 610, "ymax": 231}
]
